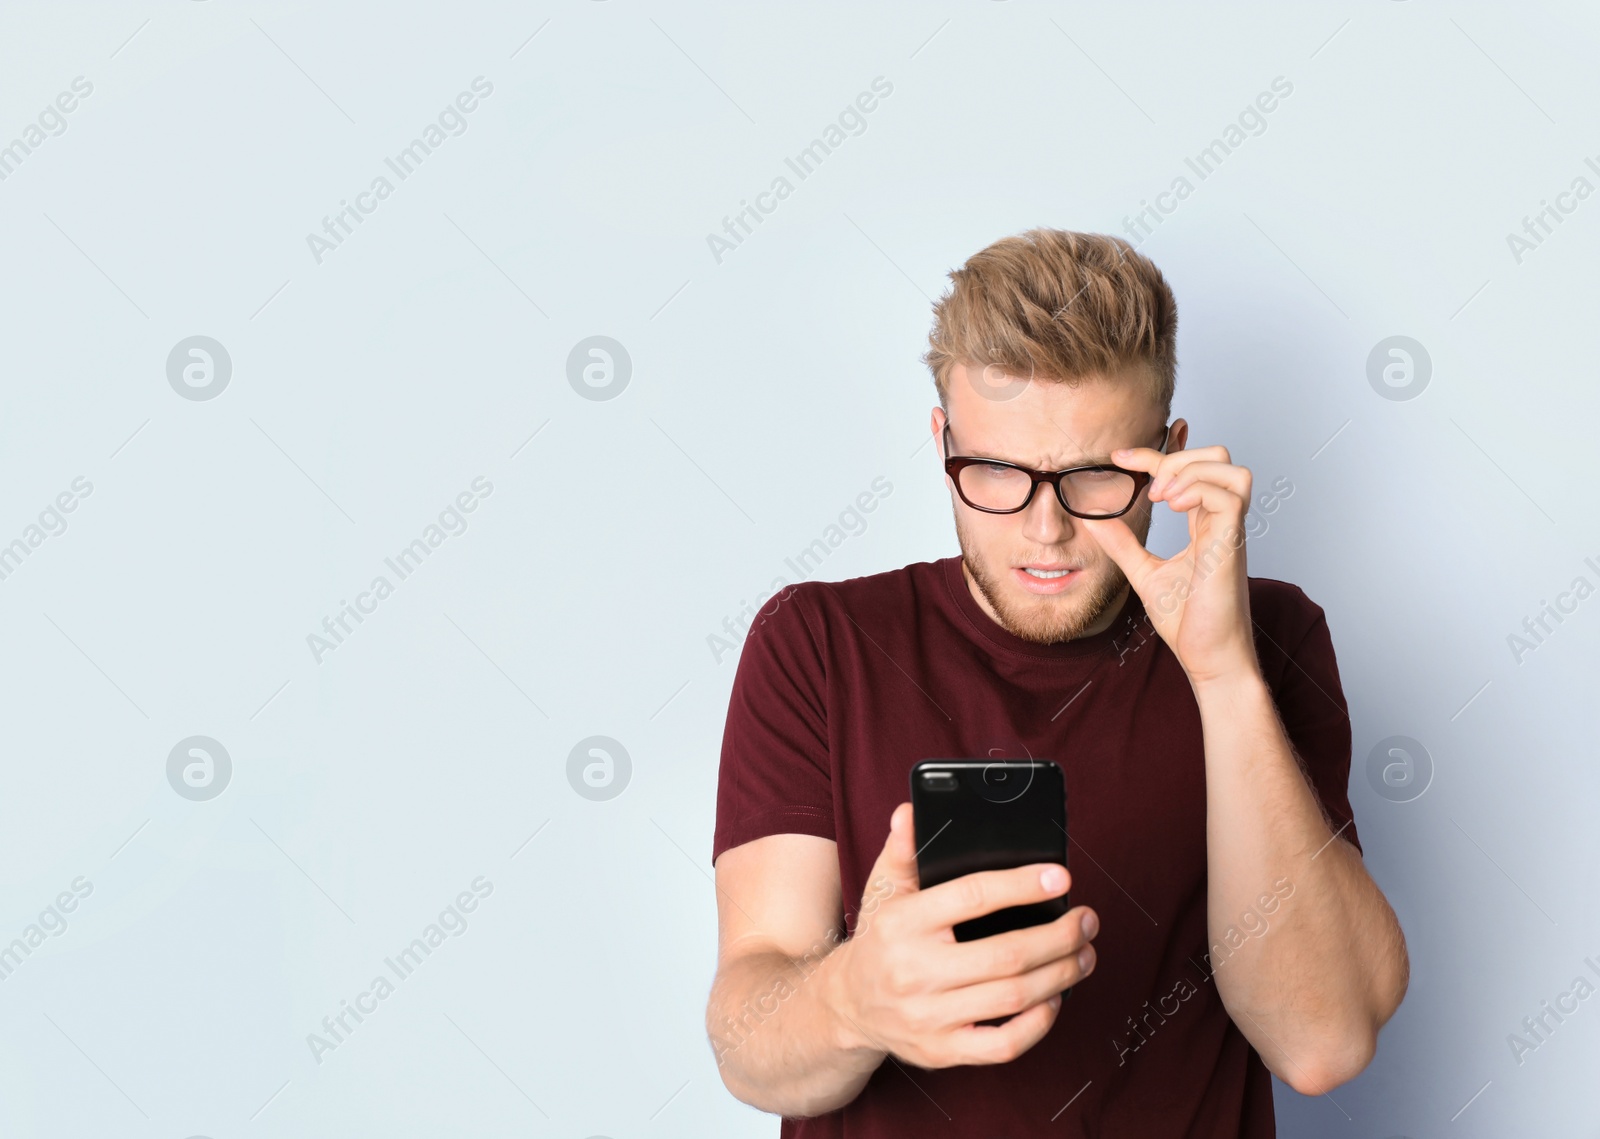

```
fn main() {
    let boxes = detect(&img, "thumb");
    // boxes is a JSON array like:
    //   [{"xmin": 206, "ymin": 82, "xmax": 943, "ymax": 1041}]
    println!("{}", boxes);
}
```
[
  {"xmin": 862, "ymin": 802, "xmax": 920, "ymax": 911},
  {"xmin": 1079, "ymin": 515, "xmax": 1158, "ymax": 586}
]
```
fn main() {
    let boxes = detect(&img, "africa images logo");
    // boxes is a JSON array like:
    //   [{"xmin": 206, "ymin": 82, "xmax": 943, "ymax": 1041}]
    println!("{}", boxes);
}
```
[{"xmin": 167, "ymin": 736, "xmax": 232, "ymax": 801}]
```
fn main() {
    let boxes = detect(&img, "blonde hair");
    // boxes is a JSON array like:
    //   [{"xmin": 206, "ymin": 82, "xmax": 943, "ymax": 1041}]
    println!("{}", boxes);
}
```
[{"xmin": 924, "ymin": 229, "xmax": 1177, "ymax": 412}]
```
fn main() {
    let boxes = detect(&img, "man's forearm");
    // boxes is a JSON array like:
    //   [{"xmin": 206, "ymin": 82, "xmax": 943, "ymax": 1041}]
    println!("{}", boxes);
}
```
[
  {"xmin": 707, "ymin": 942, "xmax": 885, "ymax": 1117},
  {"xmin": 1194, "ymin": 669, "xmax": 1408, "ymax": 1094}
]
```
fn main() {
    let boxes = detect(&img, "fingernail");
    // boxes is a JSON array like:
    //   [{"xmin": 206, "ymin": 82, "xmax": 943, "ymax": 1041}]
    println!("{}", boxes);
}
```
[
  {"xmin": 1047, "ymin": 993, "xmax": 1062, "ymax": 1010},
  {"xmin": 1081, "ymin": 911, "xmax": 1099, "ymax": 939},
  {"xmin": 1112, "ymin": 448, "xmax": 1130, "ymax": 458},
  {"xmin": 1078, "ymin": 947, "xmax": 1095, "ymax": 972},
  {"xmin": 1041, "ymin": 866, "xmax": 1067, "ymax": 893}
]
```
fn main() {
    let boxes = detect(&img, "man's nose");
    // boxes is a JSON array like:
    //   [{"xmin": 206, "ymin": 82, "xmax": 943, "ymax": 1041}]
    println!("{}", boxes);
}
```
[{"xmin": 1021, "ymin": 483, "xmax": 1075, "ymax": 545}]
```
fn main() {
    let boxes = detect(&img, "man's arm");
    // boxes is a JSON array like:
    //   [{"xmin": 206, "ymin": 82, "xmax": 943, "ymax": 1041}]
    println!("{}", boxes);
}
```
[
  {"xmin": 1194, "ymin": 668, "xmax": 1408, "ymax": 1094},
  {"xmin": 1084, "ymin": 442, "xmax": 1408, "ymax": 1096},
  {"xmin": 707, "ymin": 806, "xmax": 1098, "ymax": 1117},
  {"xmin": 707, "ymin": 833, "xmax": 882, "ymax": 1118}
]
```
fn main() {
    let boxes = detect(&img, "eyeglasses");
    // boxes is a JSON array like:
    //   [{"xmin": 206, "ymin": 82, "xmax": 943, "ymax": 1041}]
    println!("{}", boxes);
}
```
[{"xmin": 942, "ymin": 423, "xmax": 1170, "ymax": 519}]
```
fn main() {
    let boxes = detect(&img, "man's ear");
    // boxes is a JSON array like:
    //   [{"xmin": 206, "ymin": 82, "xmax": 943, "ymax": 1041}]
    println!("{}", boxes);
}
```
[
  {"xmin": 929, "ymin": 407, "xmax": 948, "ymax": 460},
  {"xmin": 1166, "ymin": 418, "xmax": 1189, "ymax": 453}
]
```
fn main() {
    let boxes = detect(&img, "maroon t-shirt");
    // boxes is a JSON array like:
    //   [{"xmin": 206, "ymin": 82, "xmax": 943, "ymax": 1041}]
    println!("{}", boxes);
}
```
[{"xmin": 712, "ymin": 556, "xmax": 1360, "ymax": 1138}]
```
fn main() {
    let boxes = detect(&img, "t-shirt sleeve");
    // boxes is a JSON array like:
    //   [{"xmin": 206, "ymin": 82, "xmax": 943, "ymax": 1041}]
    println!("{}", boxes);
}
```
[
  {"xmin": 712, "ymin": 586, "xmax": 835, "ymax": 865},
  {"xmin": 1257, "ymin": 589, "xmax": 1362, "ymax": 856}
]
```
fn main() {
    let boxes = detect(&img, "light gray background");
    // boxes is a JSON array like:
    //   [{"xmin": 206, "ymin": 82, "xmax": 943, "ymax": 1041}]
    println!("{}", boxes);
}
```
[{"xmin": 1, "ymin": 1, "xmax": 1596, "ymax": 1136}]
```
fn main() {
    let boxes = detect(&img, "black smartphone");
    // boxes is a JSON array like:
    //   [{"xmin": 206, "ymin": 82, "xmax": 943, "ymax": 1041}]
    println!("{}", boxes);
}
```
[{"xmin": 910, "ymin": 759, "xmax": 1069, "ymax": 942}]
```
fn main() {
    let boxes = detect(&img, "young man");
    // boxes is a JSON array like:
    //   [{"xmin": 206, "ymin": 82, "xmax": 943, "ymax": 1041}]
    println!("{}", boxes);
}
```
[{"xmin": 707, "ymin": 229, "xmax": 1408, "ymax": 1137}]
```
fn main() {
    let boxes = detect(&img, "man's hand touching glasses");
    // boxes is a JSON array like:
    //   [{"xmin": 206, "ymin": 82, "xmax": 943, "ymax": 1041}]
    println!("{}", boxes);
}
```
[{"xmin": 1079, "ymin": 443, "xmax": 1259, "ymax": 689}]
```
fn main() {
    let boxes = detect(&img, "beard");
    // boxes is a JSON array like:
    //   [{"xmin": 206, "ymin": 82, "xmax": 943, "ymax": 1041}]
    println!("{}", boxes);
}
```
[{"xmin": 954, "ymin": 510, "xmax": 1142, "ymax": 645}]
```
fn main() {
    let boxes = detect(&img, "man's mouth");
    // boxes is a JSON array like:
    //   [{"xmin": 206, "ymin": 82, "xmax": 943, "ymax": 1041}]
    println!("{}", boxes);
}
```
[{"xmin": 1014, "ymin": 564, "xmax": 1083, "ymax": 595}]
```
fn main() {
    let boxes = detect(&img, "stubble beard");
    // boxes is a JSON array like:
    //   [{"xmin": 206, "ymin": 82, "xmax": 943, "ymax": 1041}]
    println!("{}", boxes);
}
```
[{"xmin": 954, "ymin": 511, "xmax": 1141, "ymax": 645}]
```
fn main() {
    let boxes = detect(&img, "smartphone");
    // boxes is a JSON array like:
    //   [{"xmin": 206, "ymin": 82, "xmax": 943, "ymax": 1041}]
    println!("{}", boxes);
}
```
[{"xmin": 910, "ymin": 759, "xmax": 1070, "ymax": 942}]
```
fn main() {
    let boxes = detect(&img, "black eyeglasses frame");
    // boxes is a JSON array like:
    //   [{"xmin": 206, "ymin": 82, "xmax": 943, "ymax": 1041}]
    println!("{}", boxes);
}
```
[{"xmin": 940, "ymin": 423, "xmax": 1171, "ymax": 519}]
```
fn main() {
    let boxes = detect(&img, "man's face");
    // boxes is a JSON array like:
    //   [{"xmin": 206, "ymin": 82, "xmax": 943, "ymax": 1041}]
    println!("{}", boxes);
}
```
[{"xmin": 936, "ymin": 364, "xmax": 1174, "ymax": 644}]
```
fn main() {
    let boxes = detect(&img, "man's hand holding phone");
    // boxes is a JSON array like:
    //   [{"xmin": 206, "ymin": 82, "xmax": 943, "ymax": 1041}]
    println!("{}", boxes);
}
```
[{"xmin": 824, "ymin": 803, "xmax": 1100, "ymax": 1070}]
